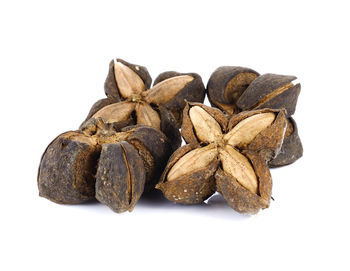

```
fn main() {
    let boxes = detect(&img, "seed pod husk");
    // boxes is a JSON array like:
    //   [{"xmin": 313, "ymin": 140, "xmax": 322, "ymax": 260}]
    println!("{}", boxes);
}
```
[
  {"xmin": 268, "ymin": 117, "xmax": 303, "ymax": 167},
  {"xmin": 237, "ymin": 73, "xmax": 301, "ymax": 118},
  {"xmin": 207, "ymin": 66, "xmax": 260, "ymax": 115},
  {"xmin": 38, "ymin": 131, "xmax": 100, "ymax": 204},
  {"xmin": 95, "ymin": 141, "xmax": 146, "ymax": 213}
]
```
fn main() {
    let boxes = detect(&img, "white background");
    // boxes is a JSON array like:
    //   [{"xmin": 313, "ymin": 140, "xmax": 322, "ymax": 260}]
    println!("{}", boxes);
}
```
[{"xmin": 1, "ymin": 1, "xmax": 349, "ymax": 270}]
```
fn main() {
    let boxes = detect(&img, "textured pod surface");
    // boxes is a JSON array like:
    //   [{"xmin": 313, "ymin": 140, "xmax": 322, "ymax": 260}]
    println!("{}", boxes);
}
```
[
  {"xmin": 152, "ymin": 71, "xmax": 206, "ymax": 124},
  {"xmin": 95, "ymin": 142, "xmax": 146, "ymax": 213},
  {"xmin": 123, "ymin": 125, "xmax": 172, "ymax": 191},
  {"xmin": 207, "ymin": 66, "xmax": 259, "ymax": 115},
  {"xmin": 38, "ymin": 131, "xmax": 99, "ymax": 204},
  {"xmin": 157, "ymin": 145, "xmax": 218, "ymax": 204},
  {"xmin": 269, "ymin": 117, "xmax": 303, "ymax": 167},
  {"xmin": 237, "ymin": 73, "xmax": 301, "ymax": 118},
  {"xmin": 216, "ymin": 150, "xmax": 272, "ymax": 214}
]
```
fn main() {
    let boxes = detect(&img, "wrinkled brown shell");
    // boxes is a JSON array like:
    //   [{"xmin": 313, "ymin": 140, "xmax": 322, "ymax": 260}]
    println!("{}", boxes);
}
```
[
  {"xmin": 228, "ymin": 108, "xmax": 287, "ymax": 162},
  {"xmin": 215, "ymin": 150, "xmax": 272, "ymax": 214},
  {"xmin": 38, "ymin": 125, "xmax": 172, "ymax": 212},
  {"xmin": 122, "ymin": 125, "xmax": 172, "ymax": 191},
  {"xmin": 104, "ymin": 58, "xmax": 152, "ymax": 101},
  {"xmin": 95, "ymin": 141, "xmax": 146, "ymax": 213},
  {"xmin": 38, "ymin": 131, "xmax": 100, "ymax": 204},
  {"xmin": 181, "ymin": 102, "xmax": 228, "ymax": 145},
  {"xmin": 153, "ymin": 71, "xmax": 206, "ymax": 124},
  {"xmin": 237, "ymin": 73, "xmax": 301, "ymax": 118},
  {"xmin": 156, "ymin": 145, "xmax": 218, "ymax": 204},
  {"xmin": 269, "ymin": 117, "xmax": 303, "ymax": 167},
  {"xmin": 207, "ymin": 66, "xmax": 259, "ymax": 115}
]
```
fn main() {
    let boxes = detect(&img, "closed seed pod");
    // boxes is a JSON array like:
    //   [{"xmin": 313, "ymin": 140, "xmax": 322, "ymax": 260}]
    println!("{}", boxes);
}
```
[
  {"xmin": 95, "ymin": 141, "xmax": 146, "ymax": 213},
  {"xmin": 38, "ymin": 131, "xmax": 100, "ymax": 204},
  {"xmin": 207, "ymin": 66, "xmax": 260, "ymax": 115},
  {"xmin": 268, "ymin": 117, "xmax": 303, "ymax": 167},
  {"xmin": 237, "ymin": 73, "xmax": 301, "ymax": 118},
  {"xmin": 38, "ymin": 125, "xmax": 172, "ymax": 212}
]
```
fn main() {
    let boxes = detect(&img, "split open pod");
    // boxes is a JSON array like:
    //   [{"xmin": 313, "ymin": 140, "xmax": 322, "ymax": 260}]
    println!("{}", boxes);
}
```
[
  {"xmin": 81, "ymin": 58, "xmax": 206, "ymax": 151},
  {"xmin": 157, "ymin": 103, "xmax": 287, "ymax": 214},
  {"xmin": 207, "ymin": 66, "xmax": 303, "ymax": 167}
]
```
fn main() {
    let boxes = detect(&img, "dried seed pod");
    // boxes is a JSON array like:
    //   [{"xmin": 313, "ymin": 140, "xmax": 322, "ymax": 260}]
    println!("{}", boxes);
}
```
[
  {"xmin": 38, "ymin": 131, "xmax": 100, "ymax": 204},
  {"xmin": 83, "ymin": 58, "xmax": 206, "ymax": 150},
  {"xmin": 38, "ymin": 125, "xmax": 172, "ymax": 212},
  {"xmin": 95, "ymin": 141, "xmax": 146, "ymax": 213},
  {"xmin": 207, "ymin": 66, "xmax": 259, "ymax": 115},
  {"xmin": 157, "ymin": 103, "xmax": 287, "ymax": 214},
  {"xmin": 268, "ymin": 117, "xmax": 303, "ymax": 167},
  {"xmin": 237, "ymin": 73, "xmax": 301, "ymax": 118}
]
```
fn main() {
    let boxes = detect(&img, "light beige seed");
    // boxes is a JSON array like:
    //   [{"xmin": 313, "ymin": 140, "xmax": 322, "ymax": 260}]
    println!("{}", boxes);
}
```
[
  {"xmin": 144, "ymin": 75, "xmax": 194, "ymax": 105},
  {"xmin": 114, "ymin": 62, "xmax": 145, "ymax": 98},
  {"xmin": 167, "ymin": 145, "xmax": 218, "ymax": 182},
  {"xmin": 189, "ymin": 106, "xmax": 223, "ymax": 143},
  {"xmin": 224, "ymin": 113, "xmax": 275, "ymax": 147},
  {"xmin": 136, "ymin": 102, "xmax": 161, "ymax": 129},
  {"xmin": 92, "ymin": 101, "xmax": 135, "ymax": 123},
  {"xmin": 219, "ymin": 145, "xmax": 258, "ymax": 194}
]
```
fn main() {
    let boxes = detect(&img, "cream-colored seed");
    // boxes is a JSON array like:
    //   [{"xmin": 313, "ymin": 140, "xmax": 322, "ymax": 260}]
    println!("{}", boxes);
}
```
[
  {"xmin": 92, "ymin": 102, "xmax": 135, "ymax": 124},
  {"xmin": 167, "ymin": 145, "xmax": 218, "ymax": 182},
  {"xmin": 219, "ymin": 145, "xmax": 258, "ymax": 194},
  {"xmin": 224, "ymin": 113, "xmax": 275, "ymax": 147},
  {"xmin": 114, "ymin": 62, "xmax": 145, "ymax": 98},
  {"xmin": 144, "ymin": 75, "xmax": 194, "ymax": 105},
  {"xmin": 136, "ymin": 102, "xmax": 161, "ymax": 129},
  {"xmin": 189, "ymin": 106, "xmax": 223, "ymax": 143}
]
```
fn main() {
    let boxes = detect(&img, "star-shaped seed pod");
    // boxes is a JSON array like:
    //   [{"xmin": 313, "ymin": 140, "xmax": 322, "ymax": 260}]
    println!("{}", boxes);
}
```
[
  {"xmin": 156, "ymin": 103, "xmax": 287, "ymax": 214},
  {"xmin": 207, "ymin": 67, "xmax": 303, "ymax": 167},
  {"xmin": 81, "ymin": 59, "xmax": 206, "ymax": 151},
  {"xmin": 38, "ymin": 122, "xmax": 171, "ymax": 213}
]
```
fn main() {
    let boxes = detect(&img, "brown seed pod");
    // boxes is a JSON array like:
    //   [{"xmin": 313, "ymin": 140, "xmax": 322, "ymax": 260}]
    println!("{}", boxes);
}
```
[
  {"xmin": 268, "ymin": 117, "xmax": 303, "ymax": 167},
  {"xmin": 95, "ymin": 141, "xmax": 146, "ymax": 213},
  {"xmin": 157, "ymin": 103, "xmax": 287, "ymax": 214},
  {"xmin": 207, "ymin": 66, "xmax": 260, "ymax": 115},
  {"xmin": 82, "ymin": 59, "xmax": 206, "ymax": 150},
  {"xmin": 237, "ymin": 73, "xmax": 301, "ymax": 118},
  {"xmin": 38, "ymin": 131, "xmax": 100, "ymax": 204},
  {"xmin": 38, "ymin": 125, "xmax": 172, "ymax": 213}
]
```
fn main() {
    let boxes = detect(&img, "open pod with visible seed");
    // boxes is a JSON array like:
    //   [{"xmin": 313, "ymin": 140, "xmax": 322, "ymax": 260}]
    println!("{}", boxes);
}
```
[
  {"xmin": 81, "ymin": 58, "xmax": 206, "ymax": 150},
  {"xmin": 207, "ymin": 67, "xmax": 303, "ymax": 167},
  {"xmin": 157, "ymin": 103, "xmax": 287, "ymax": 214},
  {"xmin": 38, "ymin": 124, "xmax": 171, "ymax": 213},
  {"xmin": 207, "ymin": 66, "xmax": 260, "ymax": 115}
]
